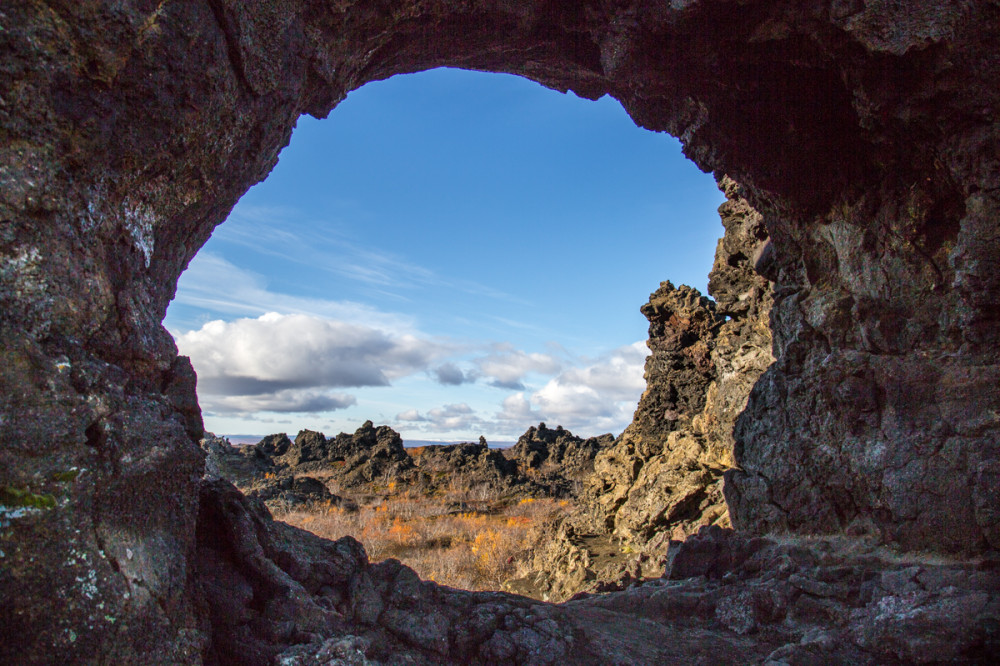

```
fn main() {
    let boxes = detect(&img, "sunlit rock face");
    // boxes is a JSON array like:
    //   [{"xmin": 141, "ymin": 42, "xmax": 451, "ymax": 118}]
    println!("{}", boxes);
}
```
[
  {"xmin": 585, "ymin": 176, "xmax": 773, "ymax": 548},
  {"xmin": 2, "ymin": 0, "xmax": 998, "ymax": 662}
]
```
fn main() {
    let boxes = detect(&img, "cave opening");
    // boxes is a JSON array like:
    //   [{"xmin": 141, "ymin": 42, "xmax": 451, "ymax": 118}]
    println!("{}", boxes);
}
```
[
  {"xmin": 7, "ymin": 3, "xmax": 998, "ymax": 662},
  {"xmin": 165, "ymin": 67, "xmax": 726, "ymax": 446},
  {"xmin": 172, "ymin": 66, "xmax": 739, "ymax": 595}
]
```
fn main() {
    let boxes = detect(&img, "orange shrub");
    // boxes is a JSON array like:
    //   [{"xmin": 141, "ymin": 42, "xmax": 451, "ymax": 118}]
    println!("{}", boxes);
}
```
[{"xmin": 280, "ymin": 494, "xmax": 576, "ymax": 592}]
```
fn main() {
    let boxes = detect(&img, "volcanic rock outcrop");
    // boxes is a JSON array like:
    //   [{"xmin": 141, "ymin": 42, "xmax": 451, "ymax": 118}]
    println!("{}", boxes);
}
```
[
  {"xmin": 204, "ymin": 423, "xmax": 601, "ymax": 509},
  {"xmin": 202, "ymin": 424, "xmax": 417, "ymax": 507},
  {"xmin": 408, "ymin": 437, "xmax": 524, "ymax": 497},
  {"xmin": 512, "ymin": 178, "xmax": 773, "ymax": 600},
  {"xmin": 588, "ymin": 177, "xmax": 773, "ymax": 547},
  {"xmin": 4, "ymin": 1, "xmax": 999, "ymax": 663},
  {"xmin": 509, "ymin": 423, "xmax": 615, "ymax": 477}
]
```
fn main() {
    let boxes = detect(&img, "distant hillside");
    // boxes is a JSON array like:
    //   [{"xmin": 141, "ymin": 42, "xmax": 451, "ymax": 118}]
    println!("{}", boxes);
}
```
[
  {"xmin": 220, "ymin": 435, "xmax": 517, "ymax": 448},
  {"xmin": 222, "ymin": 435, "xmax": 265, "ymax": 446},
  {"xmin": 404, "ymin": 439, "xmax": 516, "ymax": 449}
]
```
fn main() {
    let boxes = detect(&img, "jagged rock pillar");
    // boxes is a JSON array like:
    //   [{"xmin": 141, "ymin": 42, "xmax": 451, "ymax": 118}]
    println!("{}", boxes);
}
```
[{"xmin": 586, "ymin": 176, "xmax": 773, "ymax": 546}]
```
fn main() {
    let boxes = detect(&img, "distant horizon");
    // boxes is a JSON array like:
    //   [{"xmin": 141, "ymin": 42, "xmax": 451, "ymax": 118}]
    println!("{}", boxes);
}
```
[{"xmin": 218, "ymin": 432, "xmax": 520, "ymax": 449}]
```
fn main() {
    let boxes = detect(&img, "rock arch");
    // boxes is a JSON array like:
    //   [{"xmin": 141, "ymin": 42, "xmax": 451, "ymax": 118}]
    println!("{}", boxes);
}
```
[{"xmin": 2, "ymin": 1, "xmax": 998, "ymax": 662}]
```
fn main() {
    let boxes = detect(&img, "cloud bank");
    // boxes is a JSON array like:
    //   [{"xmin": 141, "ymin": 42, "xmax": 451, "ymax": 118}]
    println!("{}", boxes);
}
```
[
  {"xmin": 174, "ymin": 305, "xmax": 648, "ymax": 436},
  {"xmin": 475, "ymin": 348, "xmax": 562, "ymax": 390},
  {"xmin": 398, "ymin": 342, "xmax": 649, "ymax": 437},
  {"xmin": 176, "ymin": 312, "xmax": 450, "ymax": 415}
]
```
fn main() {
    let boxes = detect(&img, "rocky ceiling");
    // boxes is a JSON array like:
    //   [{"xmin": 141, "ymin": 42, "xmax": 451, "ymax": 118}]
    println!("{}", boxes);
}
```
[{"xmin": 2, "ymin": 0, "xmax": 998, "ymax": 663}]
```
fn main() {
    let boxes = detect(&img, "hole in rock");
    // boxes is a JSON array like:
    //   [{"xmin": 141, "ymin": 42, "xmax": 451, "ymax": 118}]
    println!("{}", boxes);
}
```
[{"xmin": 165, "ymin": 67, "xmax": 724, "ymax": 592}]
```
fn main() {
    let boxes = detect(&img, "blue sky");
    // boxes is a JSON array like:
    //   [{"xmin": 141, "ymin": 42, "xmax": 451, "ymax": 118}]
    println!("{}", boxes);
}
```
[{"xmin": 165, "ymin": 68, "xmax": 725, "ymax": 442}]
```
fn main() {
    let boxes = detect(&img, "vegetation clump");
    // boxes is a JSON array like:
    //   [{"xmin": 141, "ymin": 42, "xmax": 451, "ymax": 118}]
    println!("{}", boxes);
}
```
[
  {"xmin": 0, "ymin": 486, "xmax": 57, "ymax": 509},
  {"xmin": 280, "ymin": 489, "xmax": 571, "ymax": 591}
]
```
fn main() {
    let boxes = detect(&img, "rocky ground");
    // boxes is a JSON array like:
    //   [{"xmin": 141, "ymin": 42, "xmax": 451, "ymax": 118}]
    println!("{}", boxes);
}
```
[
  {"xmin": 197, "ymin": 478, "xmax": 1000, "ymax": 665},
  {"xmin": 203, "ymin": 423, "xmax": 623, "ymax": 596}
]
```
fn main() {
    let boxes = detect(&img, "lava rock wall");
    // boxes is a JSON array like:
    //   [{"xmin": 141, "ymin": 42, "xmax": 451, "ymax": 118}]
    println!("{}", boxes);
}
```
[{"xmin": 3, "ymin": 0, "xmax": 999, "ymax": 662}]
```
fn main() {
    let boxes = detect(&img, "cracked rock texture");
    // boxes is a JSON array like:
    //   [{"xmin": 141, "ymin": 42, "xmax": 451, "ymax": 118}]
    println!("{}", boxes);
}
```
[
  {"xmin": 586, "ymin": 177, "xmax": 773, "ymax": 549},
  {"xmin": 2, "ymin": 0, "xmax": 999, "ymax": 663}
]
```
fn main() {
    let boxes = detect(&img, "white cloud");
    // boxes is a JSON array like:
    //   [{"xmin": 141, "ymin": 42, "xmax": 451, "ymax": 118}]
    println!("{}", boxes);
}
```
[
  {"xmin": 495, "ymin": 392, "xmax": 543, "ymax": 423},
  {"xmin": 385, "ymin": 343, "xmax": 648, "ymax": 438},
  {"xmin": 529, "ymin": 341, "xmax": 648, "ymax": 433},
  {"xmin": 540, "ymin": 341, "xmax": 648, "ymax": 401},
  {"xmin": 475, "ymin": 349, "xmax": 561, "ymax": 389},
  {"xmin": 395, "ymin": 403, "xmax": 484, "ymax": 433},
  {"xmin": 396, "ymin": 408, "xmax": 428, "ymax": 422},
  {"xmin": 485, "ymin": 342, "xmax": 648, "ymax": 435},
  {"xmin": 176, "ymin": 312, "xmax": 452, "ymax": 415},
  {"xmin": 207, "ymin": 389, "xmax": 357, "ymax": 415}
]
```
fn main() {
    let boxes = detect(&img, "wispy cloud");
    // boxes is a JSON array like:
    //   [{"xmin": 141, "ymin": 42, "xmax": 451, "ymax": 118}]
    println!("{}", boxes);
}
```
[
  {"xmin": 170, "ymin": 253, "xmax": 417, "ymax": 333},
  {"xmin": 213, "ymin": 204, "xmax": 529, "ymax": 304}
]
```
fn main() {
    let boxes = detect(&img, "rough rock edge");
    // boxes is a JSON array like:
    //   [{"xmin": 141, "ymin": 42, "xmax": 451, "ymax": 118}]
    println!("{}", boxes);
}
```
[
  {"xmin": 198, "ymin": 480, "xmax": 1000, "ymax": 665},
  {"xmin": 511, "ymin": 176, "xmax": 773, "ymax": 600}
]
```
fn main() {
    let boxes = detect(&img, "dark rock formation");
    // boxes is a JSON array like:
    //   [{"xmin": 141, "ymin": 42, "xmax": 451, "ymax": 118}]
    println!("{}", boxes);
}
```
[
  {"xmin": 587, "ymin": 281, "xmax": 726, "ymax": 543},
  {"xmin": 246, "ymin": 476, "xmax": 357, "ymax": 512},
  {"xmin": 213, "ymin": 423, "xmax": 417, "ymax": 510},
  {"xmin": 256, "ymin": 422, "xmax": 415, "ymax": 488},
  {"xmin": 586, "ymin": 526, "xmax": 1000, "ymax": 665},
  {"xmin": 587, "ymin": 178, "xmax": 773, "ymax": 547},
  {"xmin": 220, "ymin": 425, "xmax": 577, "ymax": 505},
  {"xmin": 703, "ymin": 178, "xmax": 775, "ymax": 466},
  {"xmin": 509, "ymin": 423, "xmax": 615, "ymax": 476},
  {"xmin": 409, "ymin": 439, "xmax": 522, "ymax": 496},
  {"xmin": 276, "ymin": 430, "xmax": 333, "ymax": 468},
  {"xmin": 4, "ymin": 0, "xmax": 1000, "ymax": 662},
  {"xmin": 194, "ymin": 480, "xmax": 796, "ymax": 665},
  {"xmin": 202, "ymin": 433, "xmax": 276, "ymax": 485},
  {"xmin": 334, "ymin": 423, "xmax": 416, "ymax": 488}
]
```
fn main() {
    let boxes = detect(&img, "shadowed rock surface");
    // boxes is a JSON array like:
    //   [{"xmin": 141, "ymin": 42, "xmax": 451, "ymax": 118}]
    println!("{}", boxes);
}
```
[
  {"xmin": 3, "ymin": 0, "xmax": 999, "ymax": 663},
  {"xmin": 198, "ymin": 478, "xmax": 1000, "ymax": 665}
]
